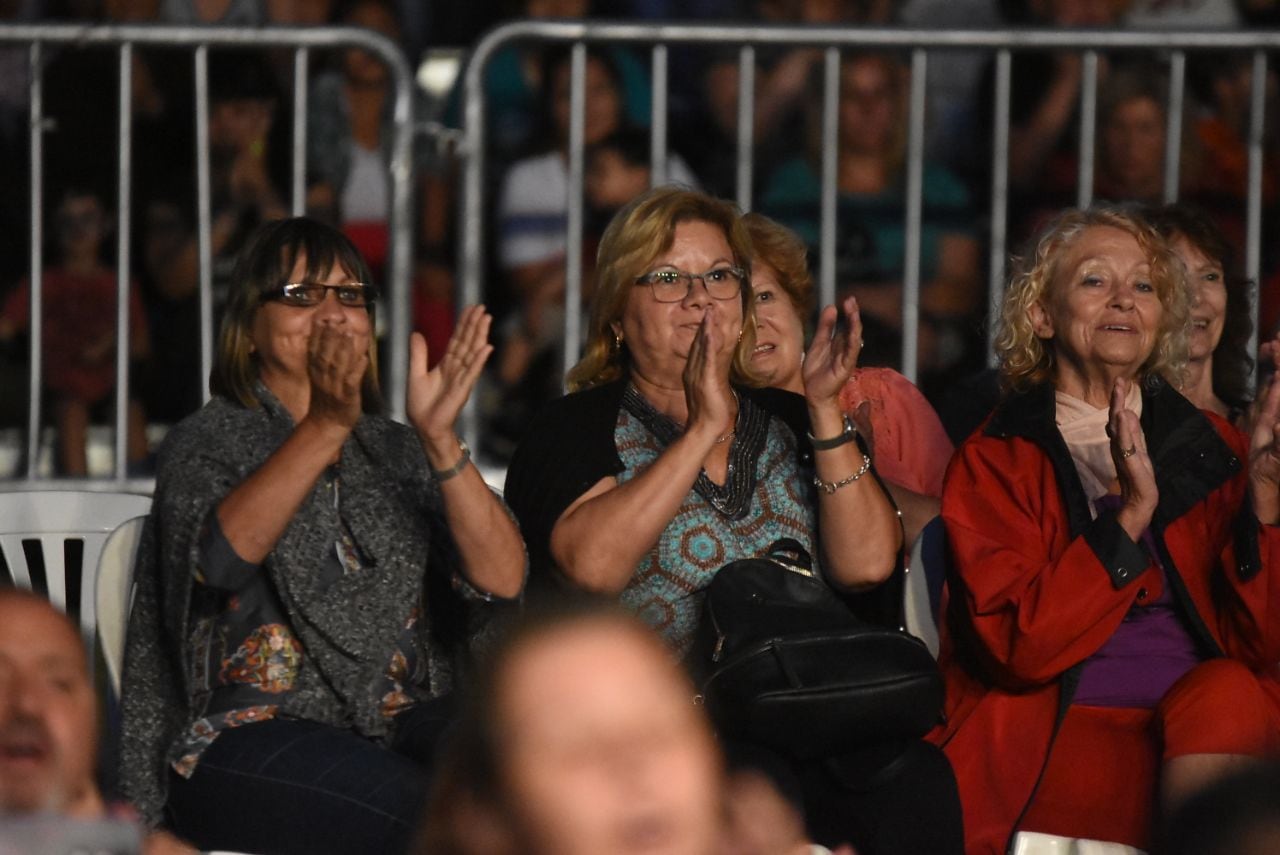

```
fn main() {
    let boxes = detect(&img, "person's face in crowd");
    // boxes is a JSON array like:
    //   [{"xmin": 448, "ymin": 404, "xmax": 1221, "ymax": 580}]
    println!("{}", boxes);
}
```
[
  {"xmin": 267, "ymin": 0, "xmax": 336, "ymax": 24},
  {"xmin": 495, "ymin": 619, "xmax": 722, "ymax": 855},
  {"xmin": 750, "ymin": 262, "xmax": 806, "ymax": 394},
  {"xmin": 1171, "ymin": 234, "xmax": 1227, "ymax": 363},
  {"xmin": 251, "ymin": 255, "xmax": 373, "ymax": 393},
  {"xmin": 209, "ymin": 96, "xmax": 274, "ymax": 155},
  {"xmin": 1102, "ymin": 96, "xmax": 1166, "ymax": 199},
  {"xmin": 615, "ymin": 220, "xmax": 745, "ymax": 387},
  {"xmin": 0, "ymin": 595, "xmax": 99, "ymax": 817},
  {"xmin": 1030, "ymin": 225, "xmax": 1163, "ymax": 391},
  {"xmin": 1047, "ymin": 0, "xmax": 1120, "ymax": 26},
  {"xmin": 798, "ymin": 0, "xmax": 848, "ymax": 22},
  {"xmin": 838, "ymin": 57, "xmax": 898, "ymax": 156},
  {"xmin": 342, "ymin": 0, "xmax": 398, "ymax": 87},
  {"xmin": 552, "ymin": 56, "xmax": 622, "ymax": 148},
  {"xmin": 527, "ymin": 0, "xmax": 589, "ymax": 16},
  {"xmin": 702, "ymin": 60, "xmax": 741, "ymax": 137},
  {"xmin": 55, "ymin": 195, "xmax": 108, "ymax": 261},
  {"xmin": 586, "ymin": 148, "xmax": 651, "ymax": 211}
]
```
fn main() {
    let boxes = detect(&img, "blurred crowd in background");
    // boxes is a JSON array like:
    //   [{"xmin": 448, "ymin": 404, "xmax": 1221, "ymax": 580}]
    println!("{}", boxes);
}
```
[{"xmin": 5, "ymin": 0, "xmax": 1280, "ymax": 474}]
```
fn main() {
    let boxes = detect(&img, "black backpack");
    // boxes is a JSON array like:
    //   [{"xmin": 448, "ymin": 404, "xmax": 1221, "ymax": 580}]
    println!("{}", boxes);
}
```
[{"xmin": 688, "ymin": 539, "xmax": 943, "ymax": 760}]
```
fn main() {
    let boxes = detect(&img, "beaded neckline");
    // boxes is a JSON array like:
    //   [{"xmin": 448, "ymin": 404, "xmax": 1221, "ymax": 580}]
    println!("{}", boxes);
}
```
[{"xmin": 621, "ymin": 384, "xmax": 768, "ymax": 519}]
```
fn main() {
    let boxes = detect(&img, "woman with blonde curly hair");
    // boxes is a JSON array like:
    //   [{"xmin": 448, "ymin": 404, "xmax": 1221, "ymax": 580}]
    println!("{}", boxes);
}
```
[{"xmin": 931, "ymin": 205, "xmax": 1280, "ymax": 853}]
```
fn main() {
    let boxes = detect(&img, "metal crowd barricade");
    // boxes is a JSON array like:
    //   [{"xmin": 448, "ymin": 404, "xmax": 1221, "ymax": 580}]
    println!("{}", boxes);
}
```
[
  {"xmin": 1, "ymin": 23, "xmax": 415, "ymax": 489},
  {"xmin": 458, "ymin": 21, "xmax": 1278, "ymax": 450}
]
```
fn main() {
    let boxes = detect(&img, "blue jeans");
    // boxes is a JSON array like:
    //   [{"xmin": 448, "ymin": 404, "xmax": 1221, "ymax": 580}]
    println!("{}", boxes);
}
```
[{"xmin": 166, "ymin": 700, "xmax": 452, "ymax": 855}]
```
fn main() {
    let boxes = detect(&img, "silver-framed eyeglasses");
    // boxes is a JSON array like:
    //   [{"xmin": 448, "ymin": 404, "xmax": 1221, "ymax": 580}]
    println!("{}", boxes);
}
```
[
  {"xmin": 635, "ymin": 266, "xmax": 745, "ymax": 303},
  {"xmin": 262, "ymin": 282, "xmax": 377, "ymax": 308}
]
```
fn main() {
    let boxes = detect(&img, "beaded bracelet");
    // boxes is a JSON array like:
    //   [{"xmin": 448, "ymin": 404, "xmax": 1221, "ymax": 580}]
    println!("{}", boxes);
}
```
[
  {"xmin": 813, "ymin": 453, "xmax": 872, "ymax": 494},
  {"xmin": 430, "ymin": 438, "xmax": 472, "ymax": 483}
]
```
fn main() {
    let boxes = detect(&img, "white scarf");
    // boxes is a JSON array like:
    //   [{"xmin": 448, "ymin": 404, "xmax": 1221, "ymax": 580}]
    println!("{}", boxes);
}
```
[{"xmin": 1055, "ymin": 384, "xmax": 1143, "ymax": 515}]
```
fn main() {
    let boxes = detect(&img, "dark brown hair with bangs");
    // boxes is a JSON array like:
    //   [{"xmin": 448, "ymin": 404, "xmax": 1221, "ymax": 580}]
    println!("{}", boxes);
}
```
[{"xmin": 210, "ymin": 217, "xmax": 382, "ymax": 411}]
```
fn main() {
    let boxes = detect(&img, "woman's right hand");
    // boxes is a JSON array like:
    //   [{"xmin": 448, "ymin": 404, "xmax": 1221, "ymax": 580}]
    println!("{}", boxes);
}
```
[
  {"xmin": 305, "ymin": 323, "xmax": 367, "ymax": 434},
  {"xmin": 682, "ymin": 306, "xmax": 736, "ymax": 445},
  {"xmin": 1109, "ymin": 376, "xmax": 1157, "ymax": 540}
]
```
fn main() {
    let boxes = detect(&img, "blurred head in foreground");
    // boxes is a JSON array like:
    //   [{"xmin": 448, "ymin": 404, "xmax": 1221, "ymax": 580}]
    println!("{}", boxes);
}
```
[
  {"xmin": 0, "ymin": 589, "xmax": 100, "ymax": 818},
  {"xmin": 419, "ymin": 600, "xmax": 724, "ymax": 855}
]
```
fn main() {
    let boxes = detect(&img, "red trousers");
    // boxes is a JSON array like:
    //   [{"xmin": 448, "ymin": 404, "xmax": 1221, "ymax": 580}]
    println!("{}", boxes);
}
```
[{"xmin": 1019, "ymin": 659, "xmax": 1278, "ymax": 848}]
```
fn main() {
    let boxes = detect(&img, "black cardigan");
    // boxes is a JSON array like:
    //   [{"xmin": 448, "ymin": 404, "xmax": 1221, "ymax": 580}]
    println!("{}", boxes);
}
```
[
  {"xmin": 504, "ymin": 379, "xmax": 904, "ymax": 629},
  {"xmin": 504, "ymin": 379, "xmax": 816, "ymax": 590}
]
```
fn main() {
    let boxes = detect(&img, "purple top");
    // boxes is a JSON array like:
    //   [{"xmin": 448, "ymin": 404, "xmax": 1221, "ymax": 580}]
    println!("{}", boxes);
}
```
[{"xmin": 1073, "ymin": 495, "xmax": 1202, "ymax": 708}]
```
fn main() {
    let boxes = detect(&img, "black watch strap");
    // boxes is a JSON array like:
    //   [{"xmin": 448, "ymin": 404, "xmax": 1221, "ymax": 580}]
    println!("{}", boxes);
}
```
[{"xmin": 807, "ymin": 413, "xmax": 857, "ymax": 450}]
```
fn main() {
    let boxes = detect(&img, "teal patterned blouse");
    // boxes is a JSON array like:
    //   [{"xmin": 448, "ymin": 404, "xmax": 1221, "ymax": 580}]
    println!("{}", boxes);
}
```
[{"xmin": 614, "ymin": 391, "xmax": 818, "ymax": 653}]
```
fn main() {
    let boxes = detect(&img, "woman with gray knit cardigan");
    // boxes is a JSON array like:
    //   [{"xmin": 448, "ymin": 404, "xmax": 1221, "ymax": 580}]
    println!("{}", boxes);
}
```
[{"xmin": 119, "ymin": 218, "xmax": 525, "ymax": 855}]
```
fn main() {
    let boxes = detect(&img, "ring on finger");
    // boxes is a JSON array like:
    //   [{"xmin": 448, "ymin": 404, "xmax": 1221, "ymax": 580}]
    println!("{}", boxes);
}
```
[{"xmin": 1120, "ymin": 445, "xmax": 1137, "ymax": 459}]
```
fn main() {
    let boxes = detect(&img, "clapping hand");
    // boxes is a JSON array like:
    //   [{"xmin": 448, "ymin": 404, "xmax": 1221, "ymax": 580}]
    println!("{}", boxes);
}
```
[
  {"xmin": 802, "ymin": 296, "xmax": 863, "ymax": 406},
  {"xmin": 1248, "ymin": 372, "xmax": 1280, "ymax": 525},
  {"xmin": 682, "ymin": 304, "xmax": 736, "ymax": 443},
  {"xmin": 1108, "ymin": 376, "xmax": 1157, "ymax": 538},
  {"xmin": 306, "ymin": 323, "xmax": 368, "ymax": 432},
  {"xmin": 408, "ymin": 305, "xmax": 493, "ymax": 442}
]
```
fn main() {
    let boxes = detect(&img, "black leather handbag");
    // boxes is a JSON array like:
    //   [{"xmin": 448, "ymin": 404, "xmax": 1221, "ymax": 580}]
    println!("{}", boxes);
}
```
[{"xmin": 688, "ymin": 539, "xmax": 943, "ymax": 760}]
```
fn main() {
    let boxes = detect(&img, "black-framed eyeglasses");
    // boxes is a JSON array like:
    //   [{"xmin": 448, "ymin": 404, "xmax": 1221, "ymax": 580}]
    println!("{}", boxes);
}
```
[
  {"xmin": 261, "ymin": 282, "xmax": 377, "ymax": 308},
  {"xmin": 634, "ymin": 267, "xmax": 745, "ymax": 303}
]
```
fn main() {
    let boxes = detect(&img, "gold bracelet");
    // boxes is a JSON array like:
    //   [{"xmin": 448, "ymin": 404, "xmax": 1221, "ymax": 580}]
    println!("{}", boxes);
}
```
[{"xmin": 813, "ymin": 453, "xmax": 872, "ymax": 494}]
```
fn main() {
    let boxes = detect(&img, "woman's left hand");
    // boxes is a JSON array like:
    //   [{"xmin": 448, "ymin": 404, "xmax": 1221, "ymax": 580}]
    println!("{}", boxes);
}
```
[
  {"xmin": 802, "ymin": 296, "xmax": 862, "ymax": 405},
  {"xmin": 407, "ymin": 305, "xmax": 493, "ymax": 442},
  {"xmin": 1248, "ymin": 372, "xmax": 1280, "ymax": 524}
]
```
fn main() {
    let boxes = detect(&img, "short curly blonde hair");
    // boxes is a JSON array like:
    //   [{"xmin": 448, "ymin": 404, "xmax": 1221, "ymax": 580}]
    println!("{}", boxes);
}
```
[{"xmin": 997, "ymin": 206, "xmax": 1189, "ymax": 392}]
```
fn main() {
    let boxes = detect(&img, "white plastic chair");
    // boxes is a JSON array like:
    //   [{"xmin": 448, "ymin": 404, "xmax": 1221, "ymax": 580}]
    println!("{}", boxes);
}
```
[
  {"xmin": 903, "ymin": 527, "xmax": 940, "ymax": 658},
  {"xmin": 96, "ymin": 514, "xmax": 148, "ymax": 696},
  {"xmin": 0, "ymin": 490, "xmax": 152, "ymax": 674},
  {"xmin": 1011, "ymin": 831, "xmax": 1146, "ymax": 855}
]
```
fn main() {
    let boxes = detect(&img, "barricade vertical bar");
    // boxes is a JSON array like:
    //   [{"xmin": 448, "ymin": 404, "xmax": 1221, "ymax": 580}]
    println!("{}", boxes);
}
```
[
  {"xmin": 0, "ymin": 23, "xmax": 418, "ymax": 486},
  {"xmin": 25, "ymin": 42, "xmax": 42, "ymax": 480},
  {"xmin": 1163, "ymin": 51, "xmax": 1184, "ymax": 204},
  {"xmin": 650, "ymin": 44, "xmax": 668, "ymax": 186},
  {"xmin": 292, "ymin": 47, "xmax": 309, "ymax": 216},
  {"xmin": 1246, "ymin": 50, "xmax": 1266, "ymax": 369},
  {"xmin": 1077, "ymin": 50, "xmax": 1098, "ymax": 209},
  {"xmin": 459, "ymin": 38, "xmax": 488, "ymax": 448},
  {"xmin": 115, "ymin": 44, "xmax": 133, "ymax": 481},
  {"xmin": 819, "ymin": 47, "xmax": 839, "ymax": 311},
  {"xmin": 384, "ymin": 42, "xmax": 413, "ymax": 424},
  {"xmin": 736, "ymin": 45, "xmax": 755, "ymax": 212},
  {"xmin": 195, "ymin": 45, "xmax": 213, "ymax": 406},
  {"xmin": 563, "ymin": 42, "xmax": 586, "ymax": 386},
  {"xmin": 901, "ymin": 49, "xmax": 926, "ymax": 384},
  {"xmin": 987, "ymin": 49, "xmax": 1011, "ymax": 366}
]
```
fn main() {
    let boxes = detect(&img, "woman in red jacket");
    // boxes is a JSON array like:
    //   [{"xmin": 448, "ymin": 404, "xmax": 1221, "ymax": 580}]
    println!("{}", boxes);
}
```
[{"xmin": 932, "ymin": 206, "xmax": 1280, "ymax": 853}]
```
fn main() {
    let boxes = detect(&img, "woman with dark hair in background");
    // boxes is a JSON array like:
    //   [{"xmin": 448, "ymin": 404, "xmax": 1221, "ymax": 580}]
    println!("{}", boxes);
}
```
[
  {"xmin": 1146, "ymin": 203, "xmax": 1255, "ymax": 424},
  {"xmin": 120, "ymin": 217, "xmax": 525, "ymax": 855}
]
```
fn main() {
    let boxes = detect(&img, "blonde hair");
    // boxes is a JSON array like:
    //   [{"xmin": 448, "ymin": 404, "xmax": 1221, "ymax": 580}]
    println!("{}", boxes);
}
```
[
  {"xmin": 741, "ymin": 212, "xmax": 814, "ymax": 317},
  {"xmin": 997, "ymin": 206, "xmax": 1189, "ymax": 393},
  {"xmin": 567, "ymin": 186, "xmax": 761, "ymax": 391}
]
